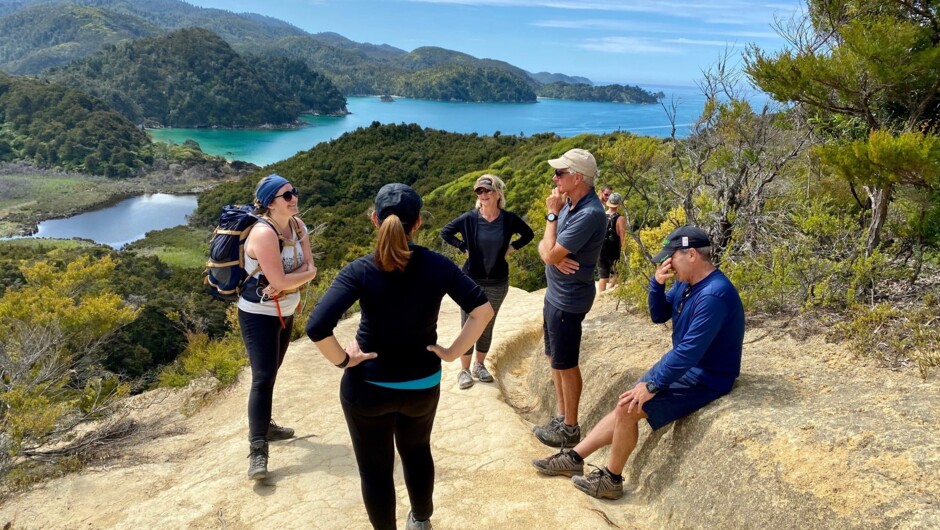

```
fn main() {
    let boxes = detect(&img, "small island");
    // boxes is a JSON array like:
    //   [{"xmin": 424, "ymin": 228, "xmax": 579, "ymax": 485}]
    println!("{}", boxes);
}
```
[{"xmin": 379, "ymin": 95, "xmax": 394, "ymax": 102}]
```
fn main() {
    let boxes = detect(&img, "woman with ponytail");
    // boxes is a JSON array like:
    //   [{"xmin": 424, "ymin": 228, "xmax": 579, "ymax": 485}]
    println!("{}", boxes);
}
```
[{"xmin": 306, "ymin": 183, "xmax": 493, "ymax": 530}]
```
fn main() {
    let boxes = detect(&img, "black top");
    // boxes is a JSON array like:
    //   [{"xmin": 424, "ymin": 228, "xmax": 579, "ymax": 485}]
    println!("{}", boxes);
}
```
[
  {"xmin": 440, "ymin": 209, "xmax": 534, "ymax": 281},
  {"xmin": 306, "ymin": 245, "xmax": 489, "ymax": 383}
]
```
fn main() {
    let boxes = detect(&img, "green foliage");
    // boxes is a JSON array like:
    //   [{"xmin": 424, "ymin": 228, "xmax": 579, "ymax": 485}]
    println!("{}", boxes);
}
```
[
  {"xmin": 537, "ymin": 82, "xmax": 661, "ymax": 104},
  {"xmin": 837, "ymin": 302, "xmax": 940, "ymax": 379},
  {"xmin": 157, "ymin": 308, "xmax": 247, "ymax": 388},
  {"xmin": 46, "ymin": 28, "xmax": 347, "ymax": 127},
  {"xmin": 0, "ymin": 72, "xmax": 150, "ymax": 175},
  {"xmin": 394, "ymin": 65, "xmax": 536, "ymax": 103}
]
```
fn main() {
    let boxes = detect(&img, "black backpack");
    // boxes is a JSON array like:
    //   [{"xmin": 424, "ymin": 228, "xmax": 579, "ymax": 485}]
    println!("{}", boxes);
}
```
[
  {"xmin": 203, "ymin": 205, "xmax": 297, "ymax": 302},
  {"xmin": 602, "ymin": 213, "xmax": 621, "ymax": 257}
]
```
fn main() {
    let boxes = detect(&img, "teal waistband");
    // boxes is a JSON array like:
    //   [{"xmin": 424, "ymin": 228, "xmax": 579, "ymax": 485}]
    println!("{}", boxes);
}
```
[{"xmin": 366, "ymin": 370, "xmax": 442, "ymax": 390}]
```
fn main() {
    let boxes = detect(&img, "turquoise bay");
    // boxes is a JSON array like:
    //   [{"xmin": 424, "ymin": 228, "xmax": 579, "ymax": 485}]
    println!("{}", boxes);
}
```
[{"xmin": 149, "ymin": 86, "xmax": 712, "ymax": 166}]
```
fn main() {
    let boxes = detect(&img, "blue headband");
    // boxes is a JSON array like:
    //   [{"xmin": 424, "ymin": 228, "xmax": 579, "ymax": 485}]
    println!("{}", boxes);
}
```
[{"xmin": 255, "ymin": 174, "xmax": 290, "ymax": 208}]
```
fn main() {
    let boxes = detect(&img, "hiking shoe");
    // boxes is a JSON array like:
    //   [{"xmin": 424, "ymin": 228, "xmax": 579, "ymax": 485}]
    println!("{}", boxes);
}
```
[
  {"xmin": 458, "ymin": 369, "xmax": 473, "ymax": 389},
  {"xmin": 471, "ymin": 362, "xmax": 494, "ymax": 383},
  {"xmin": 266, "ymin": 420, "xmax": 295, "ymax": 441},
  {"xmin": 532, "ymin": 415, "xmax": 564, "ymax": 434},
  {"xmin": 534, "ymin": 422, "xmax": 581, "ymax": 448},
  {"xmin": 532, "ymin": 449, "xmax": 584, "ymax": 477},
  {"xmin": 572, "ymin": 467, "xmax": 623, "ymax": 500},
  {"xmin": 247, "ymin": 440, "xmax": 268, "ymax": 480},
  {"xmin": 406, "ymin": 510, "xmax": 433, "ymax": 530}
]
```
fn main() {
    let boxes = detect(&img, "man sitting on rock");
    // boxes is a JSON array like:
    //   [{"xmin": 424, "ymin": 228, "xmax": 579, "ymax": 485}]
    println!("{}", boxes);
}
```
[{"xmin": 531, "ymin": 226, "xmax": 745, "ymax": 500}]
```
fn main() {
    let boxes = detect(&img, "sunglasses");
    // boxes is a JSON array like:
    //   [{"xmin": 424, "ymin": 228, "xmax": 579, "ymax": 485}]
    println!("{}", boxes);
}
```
[
  {"xmin": 554, "ymin": 169, "xmax": 573, "ymax": 177},
  {"xmin": 274, "ymin": 188, "xmax": 299, "ymax": 201},
  {"xmin": 677, "ymin": 285, "xmax": 692, "ymax": 314},
  {"xmin": 474, "ymin": 188, "xmax": 493, "ymax": 195}
]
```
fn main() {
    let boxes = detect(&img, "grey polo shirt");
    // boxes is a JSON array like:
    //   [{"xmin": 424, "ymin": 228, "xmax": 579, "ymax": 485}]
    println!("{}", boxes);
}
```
[{"xmin": 544, "ymin": 191, "xmax": 607, "ymax": 314}]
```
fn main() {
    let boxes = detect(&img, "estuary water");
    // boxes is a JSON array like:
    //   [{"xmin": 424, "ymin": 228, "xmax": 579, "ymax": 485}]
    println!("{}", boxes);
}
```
[
  {"xmin": 31, "ymin": 194, "xmax": 198, "ymax": 248},
  {"xmin": 149, "ymin": 85, "xmax": 712, "ymax": 166}
]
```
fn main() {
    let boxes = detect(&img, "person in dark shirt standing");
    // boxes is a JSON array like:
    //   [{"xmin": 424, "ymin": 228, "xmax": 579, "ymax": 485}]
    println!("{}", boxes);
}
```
[
  {"xmin": 533, "ymin": 148, "xmax": 608, "ymax": 448},
  {"xmin": 306, "ymin": 183, "xmax": 493, "ymax": 530},
  {"xmin": 531, "ymin": 226, "xmax": 745, "ymax": 500},
  {"xmin": 440, "ymin": 174, "xmax": 534, "ymax": 389}
]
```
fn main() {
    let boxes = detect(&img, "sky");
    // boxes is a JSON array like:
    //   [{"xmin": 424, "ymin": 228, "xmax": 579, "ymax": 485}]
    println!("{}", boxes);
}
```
[{"xmin": 185, "ymin": 0, "xmax": 805, "ymax": 87}]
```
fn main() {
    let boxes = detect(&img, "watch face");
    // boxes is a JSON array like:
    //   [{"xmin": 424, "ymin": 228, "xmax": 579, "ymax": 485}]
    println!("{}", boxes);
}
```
[{"xmin": 546, "ymin": 213, "xmax": 558, "ymax": 222}]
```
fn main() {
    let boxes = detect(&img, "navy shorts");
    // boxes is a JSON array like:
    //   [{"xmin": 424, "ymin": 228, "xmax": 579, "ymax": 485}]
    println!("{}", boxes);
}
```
[
  {"xmin": 642, "ymin": 378, "xmax": 725, "ymax": 430},
  {"xmin": 542, "ymin": 300, "xmax": 586, "ymax": 370}
]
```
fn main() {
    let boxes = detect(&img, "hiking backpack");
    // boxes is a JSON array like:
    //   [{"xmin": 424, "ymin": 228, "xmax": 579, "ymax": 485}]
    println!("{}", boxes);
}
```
[
  {"xmin": 203, "ymin": 205, "xmax": 298, "ymax": 302},
  {"xmin": 602, "ymin": 213, "xmax": 621, "ymax": 257}
]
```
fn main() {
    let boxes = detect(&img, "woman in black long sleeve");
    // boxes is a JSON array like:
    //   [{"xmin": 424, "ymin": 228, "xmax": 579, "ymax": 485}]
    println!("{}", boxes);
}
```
[
  {"xmin": 306, "ymin": 183, "xmax": 493, "ymax": 530},
  {"xmin": 440, "ymin": 174, "xmax": 534, "ymax": 389}
]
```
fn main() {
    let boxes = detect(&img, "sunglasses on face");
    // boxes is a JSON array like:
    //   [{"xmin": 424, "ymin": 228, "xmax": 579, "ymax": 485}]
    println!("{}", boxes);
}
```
[
  {"xmin": 274, "ymin": 188, "xmax": 299, "ymax": 201},
  {"xmin": 475, "ymin": 188, "xmax": 493, "ymax": 195}
]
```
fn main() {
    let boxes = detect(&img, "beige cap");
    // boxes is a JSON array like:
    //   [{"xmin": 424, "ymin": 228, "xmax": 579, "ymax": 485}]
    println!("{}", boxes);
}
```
[
  {"xmin": 474, "ymin": 176, "xmax": 495, "ymax": 190},
  {"xmin": 548, "ymin": 148, "xmax": 597, "ymax": 178}
]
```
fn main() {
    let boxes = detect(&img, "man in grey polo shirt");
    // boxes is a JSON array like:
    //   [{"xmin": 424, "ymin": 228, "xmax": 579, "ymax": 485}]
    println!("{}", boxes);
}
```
[{"xmin": 534, "ymin": 148, "xmax": 607, "ymax": 447}]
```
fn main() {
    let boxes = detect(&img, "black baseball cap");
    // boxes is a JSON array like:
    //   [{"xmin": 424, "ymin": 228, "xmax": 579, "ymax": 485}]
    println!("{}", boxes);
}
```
[
  {"xmin": 375, "ymin": 183, "xmax": 422, "ymax": 225},
  {"xmin": 652, "ymin": 226, "xmax": 711, "ymax": 263}
]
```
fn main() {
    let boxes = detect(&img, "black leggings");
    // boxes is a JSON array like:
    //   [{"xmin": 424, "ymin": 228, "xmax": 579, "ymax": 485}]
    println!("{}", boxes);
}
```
[
  {"xmin": 340, "ymin": 373, "xmax": 440, "ymax": 530},
  {"xmin": 239, "ymin": 309, "xmax": 294, "ymax": 443}
]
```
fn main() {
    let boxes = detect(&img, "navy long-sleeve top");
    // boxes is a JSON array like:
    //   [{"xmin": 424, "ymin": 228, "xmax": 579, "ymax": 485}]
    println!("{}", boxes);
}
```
[
  {"xmin": 440, "ymin": 209, "xmax": 534, "ymax": 282},
  {"xmin": 646, "ymin": 269, "xmax": 745, "ymax": 393},
  {"xmin": 306, "ymin": 245, "xmax": 489, "ymax": 384}
]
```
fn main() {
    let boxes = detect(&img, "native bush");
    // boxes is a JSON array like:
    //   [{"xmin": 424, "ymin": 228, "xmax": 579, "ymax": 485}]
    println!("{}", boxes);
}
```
[{"xmin": 157, "ymin": 306, "xmax": 246, "ymax": 388}]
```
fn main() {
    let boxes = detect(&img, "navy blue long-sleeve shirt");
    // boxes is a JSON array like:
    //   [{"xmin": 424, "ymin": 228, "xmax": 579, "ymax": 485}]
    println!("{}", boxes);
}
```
[
  {"xmin": 646, "ymin": 269, "xmax": 745, "ymax": 393},
  {"xmin": 306, "ymin": 245, "xmax": 489, "ymax": 384}
]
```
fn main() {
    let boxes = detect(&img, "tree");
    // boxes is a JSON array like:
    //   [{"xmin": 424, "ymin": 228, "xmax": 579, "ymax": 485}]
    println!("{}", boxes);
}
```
[{"xmin": 745, "ymin": 0, "xmax": 940, "ymax": 255}]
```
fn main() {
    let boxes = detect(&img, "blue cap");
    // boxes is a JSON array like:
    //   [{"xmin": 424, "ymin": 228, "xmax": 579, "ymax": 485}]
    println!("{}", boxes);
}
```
[
  {"xmin": 255, "ymin": 174, "xmax": 290, "ymax": 208},
  {"xmin": 652, "ymin": 226, "xmax": 711, "ymax": 263}
]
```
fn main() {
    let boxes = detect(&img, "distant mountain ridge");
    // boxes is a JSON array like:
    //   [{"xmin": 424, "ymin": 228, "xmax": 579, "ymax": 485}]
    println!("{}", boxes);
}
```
[{"xmin": 0, "ymin": 0, "xmax": 660, "ymax": 104}]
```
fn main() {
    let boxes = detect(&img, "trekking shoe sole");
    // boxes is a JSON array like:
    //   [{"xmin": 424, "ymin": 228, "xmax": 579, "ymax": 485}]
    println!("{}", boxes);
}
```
[
  {"xmin": 572, "ymin": 479, "xmax": 623, "ymax": 500},
  {"xmin": 531, "ymin": 460, "xmax": 583, "ymax": 477},
  {"xmin": 248, "ymin": 469, "xmax": 268, "ymax": 480}
]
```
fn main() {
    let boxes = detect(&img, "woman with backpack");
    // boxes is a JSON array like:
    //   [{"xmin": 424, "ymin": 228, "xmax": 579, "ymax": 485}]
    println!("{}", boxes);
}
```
[
  {"xmin": 241, "ymin": 174, "xmax": 317, "ymax": 481},
  {"xmin": 440, "ymin": 174, "xmax": 534, "ymax": 389},
  {"xmin": 598, "ymin": 192, "xmax": 627, "ymax": 292},
  {"xmin": 306, "ymin": 183, "xmax": 493, "ymax": 530}
]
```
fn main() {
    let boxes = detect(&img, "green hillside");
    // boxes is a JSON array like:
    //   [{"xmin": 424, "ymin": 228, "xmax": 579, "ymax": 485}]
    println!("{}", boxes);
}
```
[
  {"xmin": 0, "ymin": 71, "xmax": 150, "ymax": 175},
  {"xmin": 45, "ymin": 28, "xmax": 347, "ymax": 127}
]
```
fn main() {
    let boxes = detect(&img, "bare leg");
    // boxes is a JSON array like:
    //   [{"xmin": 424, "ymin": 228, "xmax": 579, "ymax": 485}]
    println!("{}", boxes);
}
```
[
  {"xmin": 460, "ymin": 353, "xmax": 472, "ymax": 371},
  {"xmin": 607, "ymin": 405, "xmax": 646, "ymax": 475},
  {"xmin": 475, "ymin": 351, "xmax": 487, "ymax": 365},
  {"xmin": 559, "ymin": 366, "xmax": 582, "ymax": 426},
  {"xmin": 571, "ymin": 408, "xmax": 617, "ymax": 459},
  {"xmin": 551, "ymin": 368, "xmax": 565, "ymax": 417}
]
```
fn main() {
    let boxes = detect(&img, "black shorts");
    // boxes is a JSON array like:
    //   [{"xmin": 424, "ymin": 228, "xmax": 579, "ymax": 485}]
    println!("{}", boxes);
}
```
[
  {"xmin": 542, "ymin": 300, "xmax": 586, "ymax": 370},
  {"xmin": 597, "ymin": 255, "xmax": 619, "ymax": 279}
]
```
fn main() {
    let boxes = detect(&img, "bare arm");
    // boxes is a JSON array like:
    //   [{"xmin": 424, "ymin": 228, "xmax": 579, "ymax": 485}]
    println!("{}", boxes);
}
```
[{"xmin": 246, "ymin": 223, "xmax": 317, "ymax": 292}]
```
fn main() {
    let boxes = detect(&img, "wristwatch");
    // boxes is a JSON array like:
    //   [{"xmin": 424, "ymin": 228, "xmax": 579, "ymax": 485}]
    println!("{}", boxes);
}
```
[
  {"xmin": 545, "ymin": 212, "xmax": 558, "ymax": 222},
  {"xmin": 645, "ymin": 381, "xmax": 659, "ymax": 394}
]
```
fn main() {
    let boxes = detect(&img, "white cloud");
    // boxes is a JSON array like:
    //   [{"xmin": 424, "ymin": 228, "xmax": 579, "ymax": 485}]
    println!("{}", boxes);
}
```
[
  {"xmin": 663, "ymin": 38, "xmax": 744, "ymax": 47},
  {"xmin": 578, "ymin": 36, "xmax": 681, "ymax": 55}
]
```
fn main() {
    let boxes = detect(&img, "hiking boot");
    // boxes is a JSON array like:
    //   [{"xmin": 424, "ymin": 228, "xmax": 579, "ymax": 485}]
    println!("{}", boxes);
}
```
[
  {"xmin": 247, "ymin": 440, "xmax": 268, "ymax": 480},
  {"xmin": 458, "ymin": 369, "xmax": 473, "ymax": 389},
  {"xmin": 406, "ymin": 510, "xmax": 433, "ymax": 529},
  {"xmin": 471, "ymin": 362, "xmax": 494, "ymax": 383},
  {"xmin": 572, "ymin": 467, "xmax": 623, "ymax": 500},
  {"xmin": 534, "ymin": 421, "xmax": 581, "ymax": 448},
  {"xmin": 532, "ymin": 415, "xmax": 564, "ymax": 434},
  {"xmin": 266, "ymin": 420, "xmax": 295, "ymax": 441},
  {"xmin": 532, "ymin": 449, "xmax": 584, "ymax": 477}
]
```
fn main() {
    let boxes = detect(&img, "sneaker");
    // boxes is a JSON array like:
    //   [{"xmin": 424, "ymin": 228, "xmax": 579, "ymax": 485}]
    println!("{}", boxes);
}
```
[
  {"xmin": 247, "ymin": 440, "xmax": 268, "ymax": 480},
  {"xmin": 266, "ymin": 420, "xmax": 295, "ymax": 441},
  {"xmin": 572, "ymin": 467, "xmax": 623, "ymax": 500},
  {"xmin": 458, "ymin": 369, "xmax": 473, "ymax": 389},
  {"xmin": 532, "ymin": 449, "xmax": 584, "ymax": 477},
  {"xmin": 405, "ymin": 510, "xmax": 432, "ymax": 530},
  {"xmin": 471, "ymin": 362, "xmax": 494, "ymax": 383},
  {"xmin": 532, "ymin": 415, "xmax": 564, "ymax": 434},
  {"xmin": 534, "ymin": 421, "xmax": 581, "ymax": 448}
]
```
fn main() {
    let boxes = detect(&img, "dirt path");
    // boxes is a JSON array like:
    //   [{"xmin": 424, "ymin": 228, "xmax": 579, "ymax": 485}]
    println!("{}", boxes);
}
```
[{"xmin": 0, "ymin": 288, "xmax": 655, "ymax": 529}]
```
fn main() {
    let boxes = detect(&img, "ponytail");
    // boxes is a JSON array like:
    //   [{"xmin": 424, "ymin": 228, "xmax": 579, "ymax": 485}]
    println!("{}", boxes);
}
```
[{"xmin": 375, "ymin": 214, "xmax": 412, "ymax": 272}]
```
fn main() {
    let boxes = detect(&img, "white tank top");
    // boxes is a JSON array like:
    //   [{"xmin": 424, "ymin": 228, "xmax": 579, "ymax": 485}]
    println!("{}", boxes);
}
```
[{"xmin": 237, "ymin": 219, "xmax": 305, "ymax": 317}]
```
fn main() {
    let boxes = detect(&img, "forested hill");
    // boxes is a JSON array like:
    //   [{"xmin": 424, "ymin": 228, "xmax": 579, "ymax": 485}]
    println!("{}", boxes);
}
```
[
  {"xmin": 538, "ymin": 82, "xmax": 663, "ymax": 104},
  {"xmin": 0, "ymin": 72, "xmax": 150, "ymax": 176},
  {"xmin": 0, "ymin": 0, "xmax": 659, "ymax": 104},
  {"xmin": 45, "ymin": 28, "xmax": 348, "ymax": 127}
]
